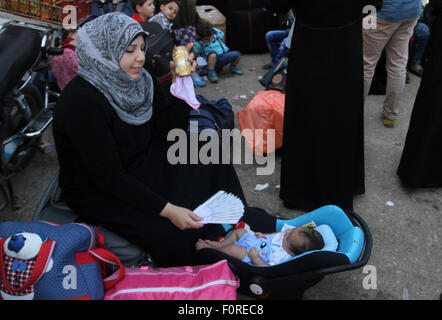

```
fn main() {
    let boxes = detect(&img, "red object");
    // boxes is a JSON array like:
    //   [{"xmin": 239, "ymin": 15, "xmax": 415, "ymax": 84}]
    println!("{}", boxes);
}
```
[
  {"xmin": 131, "ymin": 13, "xmax": 143, "ymax": 22},
  {"xmin": 61, "ymin": 37, "xmax": 76, "ymax": 51},
  {"xmin": 233, "ymin": 221, "xmax": 246, "ymax": 230}
]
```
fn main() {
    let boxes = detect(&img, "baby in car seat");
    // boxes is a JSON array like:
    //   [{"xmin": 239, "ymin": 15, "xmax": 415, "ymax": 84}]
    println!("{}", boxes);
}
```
[{"xmin": 196, "ymin": 226, "xmax": 324, "ymax": 266}]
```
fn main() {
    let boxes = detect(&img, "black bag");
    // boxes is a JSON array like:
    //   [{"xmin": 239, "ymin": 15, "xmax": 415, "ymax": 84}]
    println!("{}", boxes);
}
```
[
  {"xmin": 259, "ymin": 57, "xmax": 288, "ymax": 92},
  {"xmin": 139, "ymin": 22, "xmax": 174, "ymax": 83},
  {"xmin": 229, "ymin": 6, "xmax": 274, "ymax": 53},
  {"xmin": 421, "ymin": 3, "xmax": 435, "ymax": 29},
  {"xmin": 187, "ymin": 95, "xmax": 234, "ymax": 135}
]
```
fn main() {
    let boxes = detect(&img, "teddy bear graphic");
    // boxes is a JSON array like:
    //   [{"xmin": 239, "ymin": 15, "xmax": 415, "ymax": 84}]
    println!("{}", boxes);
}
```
[{"xmin": 0, "ymin": 231, "xmax": 54, "ymax": 300}]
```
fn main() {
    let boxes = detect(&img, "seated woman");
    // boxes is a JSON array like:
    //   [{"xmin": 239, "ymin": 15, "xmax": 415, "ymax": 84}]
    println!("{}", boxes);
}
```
[{"xmin": 52, "ymin": 13, "xmax": 245, "ymax": 267}]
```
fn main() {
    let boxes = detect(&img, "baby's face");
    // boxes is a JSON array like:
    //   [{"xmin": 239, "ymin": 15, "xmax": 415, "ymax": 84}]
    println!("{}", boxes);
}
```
[
  {"xmin": 283, "ymin": 227, "xmax": 310, "ymax": 255},
  {"xmin": 160, "ymin": 2, "xmax": 179, "ymax": 21}
]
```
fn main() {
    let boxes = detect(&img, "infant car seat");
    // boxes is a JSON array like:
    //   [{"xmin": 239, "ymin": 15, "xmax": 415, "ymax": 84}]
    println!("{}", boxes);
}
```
[
  {"xmin": 33, "ymin": 172, "xmax": 155, "ymax": 271},
  {"xmin": 194, "ymin": 205, "xmax": 372, "ymax": 299}
]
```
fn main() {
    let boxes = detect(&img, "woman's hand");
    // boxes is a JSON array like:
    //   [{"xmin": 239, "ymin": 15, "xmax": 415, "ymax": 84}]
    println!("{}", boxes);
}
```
[
  {"xmin": 160, "ymin": 202, "xmax": 204, "ymax": 230},
  {"xmin": 170, "ymin": 42, "xmax": 197, "ymax": 83}
]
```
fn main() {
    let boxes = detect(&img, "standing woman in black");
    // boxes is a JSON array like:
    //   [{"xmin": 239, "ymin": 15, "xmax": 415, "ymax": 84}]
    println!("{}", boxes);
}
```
[
  {"xmin": 397, "ymin": 0, "xmax": 442, "ymax": 188},
  {"xmin": 274, "ymin": 0, "xmax": 380, "ymax": 211}
]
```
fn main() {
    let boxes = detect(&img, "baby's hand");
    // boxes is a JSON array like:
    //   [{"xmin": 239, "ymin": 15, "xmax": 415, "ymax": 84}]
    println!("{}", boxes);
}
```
[
  {"xmin": 248, "ymin": 248, "xmax": 259, "ymax": 260},
  {"xmin": 254, "ymin": 232, "xmax": 264, "ymax": 238}
]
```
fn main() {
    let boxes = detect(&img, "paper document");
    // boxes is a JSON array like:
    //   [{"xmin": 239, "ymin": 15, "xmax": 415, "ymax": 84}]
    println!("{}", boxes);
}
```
[{"xmin": 194, "ymin": 191, "xmax": 245, "ymax": 224}]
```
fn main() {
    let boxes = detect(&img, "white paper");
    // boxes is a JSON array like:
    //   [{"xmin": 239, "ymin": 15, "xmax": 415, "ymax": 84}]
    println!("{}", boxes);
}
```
[
  {"xmin": 254, "ymin": 183, "xmax": 269, "ymax": 191},
  {"xmin": 194, "ymin": 191, "xmax": 244, "ymax": 224},
  {"xmin": 386, "ymin": 201, "xmax": 395, "ymax": 207}
]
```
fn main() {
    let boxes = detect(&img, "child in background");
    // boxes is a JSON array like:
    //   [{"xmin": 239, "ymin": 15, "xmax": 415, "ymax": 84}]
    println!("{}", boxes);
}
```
[
  {"xmin": 193, "ymin": 19, "xmax": 243, "ymax": 84},
  {"xmin": 50, "ymin": 28, "xmax": 79, "ymax": 91},
  {"xmin": 263, "ymin": 11, "xmax": 295, "ymax": 69},
  {"xmin": 149, "ymin": 0, "xmax": 180, "ymax": 32},
  {"xmin": 130, "ymin": 0, "xmax": 155, "ymax": 22}
]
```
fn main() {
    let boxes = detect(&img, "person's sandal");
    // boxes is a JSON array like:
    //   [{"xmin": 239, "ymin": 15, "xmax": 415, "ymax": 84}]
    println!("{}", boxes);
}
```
[
  {"xmin": 208, "ymin": 70, "xmax": 219, "ymax": 83},
  {"xmin": 382, "ymin": 115, "xmax": 396, "ymax": 128},
  {"xmin": 229, "ymin": 65, "xmax": 243, "ymax": 75},
  {"xmin": 191, "ymin": 72, "xmax": 206, "ymax": 87}
]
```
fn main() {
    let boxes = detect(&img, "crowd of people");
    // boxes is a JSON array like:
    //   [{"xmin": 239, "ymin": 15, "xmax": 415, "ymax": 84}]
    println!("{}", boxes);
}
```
[{"xmin": 45, "ymin": 0, "xmax": 441, "ymax": 268}]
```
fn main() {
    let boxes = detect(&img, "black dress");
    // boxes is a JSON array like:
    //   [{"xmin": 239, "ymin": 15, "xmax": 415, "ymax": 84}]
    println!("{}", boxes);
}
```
[
  {"xmin": 53, "ymin": 76, "xmax": 246, "ymax": 267},
  {"xmin": 397, "ymin": 0, "xmax": 442, "ymax": 188},
  {"xmin": 274, "ymin": 0, "xmax": 372, "ymax": 211}
]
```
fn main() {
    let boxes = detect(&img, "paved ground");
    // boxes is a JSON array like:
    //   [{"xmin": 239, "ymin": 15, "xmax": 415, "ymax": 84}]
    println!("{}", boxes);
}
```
[{"xmin": 0, "ymin": 53, "xmax": 440, "ymax": 300}]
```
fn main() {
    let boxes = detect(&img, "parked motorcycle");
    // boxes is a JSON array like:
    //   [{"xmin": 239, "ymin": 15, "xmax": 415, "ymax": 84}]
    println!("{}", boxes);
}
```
[{"xmin": 0, "ymin": 22, "xmax": 62, "ymax": 211}]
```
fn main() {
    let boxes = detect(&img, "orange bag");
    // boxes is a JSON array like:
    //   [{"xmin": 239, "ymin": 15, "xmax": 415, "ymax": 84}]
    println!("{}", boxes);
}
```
[{"xmin": 237, "ymin": 90, "xmax": 285, "ymax": 155}]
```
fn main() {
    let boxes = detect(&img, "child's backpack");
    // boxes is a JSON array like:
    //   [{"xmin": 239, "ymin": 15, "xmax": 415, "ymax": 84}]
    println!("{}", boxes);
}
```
[
  {"xmin": 0, "ymin": 221, "xmax": 124, "ymax": 300},
  {"xmin": 140, "ymin": 21, "xmax": 175, "ymax": 84}
]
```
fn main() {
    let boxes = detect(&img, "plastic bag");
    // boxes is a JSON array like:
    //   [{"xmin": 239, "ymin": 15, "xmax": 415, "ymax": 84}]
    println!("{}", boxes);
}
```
[{"xmin": 237, "ymin": 90, "xmax": 285, "ymax": 155}]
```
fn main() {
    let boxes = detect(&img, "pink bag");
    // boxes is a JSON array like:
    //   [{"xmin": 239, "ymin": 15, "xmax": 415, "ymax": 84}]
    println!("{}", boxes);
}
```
[{"xmin": 104, "ymin": 260, "xmax": 239, "ymax": 300}]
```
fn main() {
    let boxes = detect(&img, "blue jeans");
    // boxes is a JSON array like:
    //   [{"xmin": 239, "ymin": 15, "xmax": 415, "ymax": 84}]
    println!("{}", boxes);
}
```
[
  {"xmin": 410, "ymin": 22, "xmax": 430, "ymax": 66},
  {"xmin": 265, "ymin": 30, "xmax": 288, "ymax": 65},
  {"xmin": 214, "ymin": 51, "xmax": 241, "ymax": 69}
]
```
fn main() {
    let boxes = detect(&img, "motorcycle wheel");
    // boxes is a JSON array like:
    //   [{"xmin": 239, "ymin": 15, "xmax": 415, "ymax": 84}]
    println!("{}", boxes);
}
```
[{"xmin": 5, "ymin": 84, "xmax": 44, "ymax": 170}]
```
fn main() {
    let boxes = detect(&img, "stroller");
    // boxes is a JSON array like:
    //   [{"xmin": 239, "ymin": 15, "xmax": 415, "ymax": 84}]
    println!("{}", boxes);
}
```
[{"xmin": 34, "ymin": 172, "xmax": 372, "ymax": 299}]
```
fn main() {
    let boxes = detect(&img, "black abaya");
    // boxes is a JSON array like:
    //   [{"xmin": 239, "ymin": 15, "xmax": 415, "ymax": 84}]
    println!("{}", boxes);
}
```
[
  {"xmin": 53, "ymin": 76, "xmax": 246, "ymax": 267},
  {"xmin": 397, "ymin": 0, "xmax": 442, "ymax": 188},
  {"xmin": 275, "ymin": 0, "xmax": 370, "ymax": 211}
]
